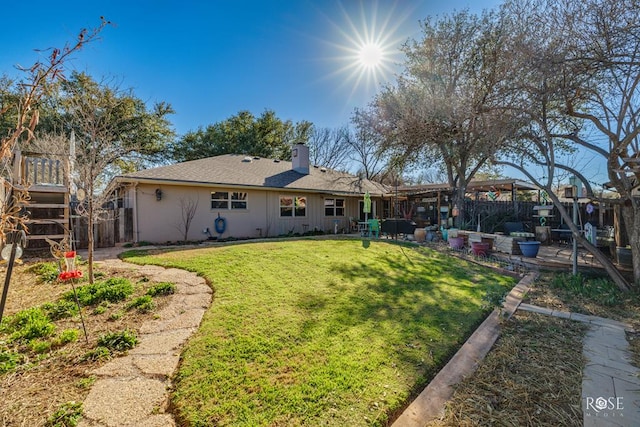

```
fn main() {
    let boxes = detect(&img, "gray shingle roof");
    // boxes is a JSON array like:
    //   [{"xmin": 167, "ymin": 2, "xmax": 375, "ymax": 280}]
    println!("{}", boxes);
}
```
[{"xmin": 116, "ymin": 154, "xmax": 388, "ymax": 196}]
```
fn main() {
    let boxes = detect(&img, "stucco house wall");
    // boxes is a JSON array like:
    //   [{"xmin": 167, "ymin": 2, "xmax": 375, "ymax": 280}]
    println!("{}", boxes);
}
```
[
  {"xmin": 108, "ymin": 144, "xmax": 385, "ymax": 244},
  {"xmin": 120, "ymin": 182, "xmax": 378, "ymax": 243}
]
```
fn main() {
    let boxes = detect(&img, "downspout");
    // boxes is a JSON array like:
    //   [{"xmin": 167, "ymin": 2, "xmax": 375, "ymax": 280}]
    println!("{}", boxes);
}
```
[{"xmin": 133, "ymin": 183, "xmax": 139, "ymax": 243}]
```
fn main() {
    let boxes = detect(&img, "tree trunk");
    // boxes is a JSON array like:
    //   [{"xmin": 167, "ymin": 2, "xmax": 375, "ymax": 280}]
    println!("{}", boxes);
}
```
[
  {"xmin": 87, "ymin": 191, "xmax": 95, "ymax": 284},
  {"xmin": 452, "ymin": 172, "xmax": 467, "ymax": 229},
  {"xmin": 620, "ymin": 205, "xmax": 640, "ymax": 286}
]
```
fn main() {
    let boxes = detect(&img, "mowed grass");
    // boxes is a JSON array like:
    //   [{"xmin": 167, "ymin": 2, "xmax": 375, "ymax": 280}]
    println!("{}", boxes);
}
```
[{"xmin": 123, "ymin": 239, "xmax": 517, "ymax": 426}]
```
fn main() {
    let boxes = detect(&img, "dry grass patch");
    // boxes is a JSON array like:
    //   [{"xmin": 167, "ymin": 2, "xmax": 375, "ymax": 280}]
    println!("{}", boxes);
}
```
[
  {"xmin": 429, "ymin": 311, "xmax": 587, "ymax": 426},
  {"xmin": 526, "ymin": 272, "xmax": 640, "ymax": 370}
]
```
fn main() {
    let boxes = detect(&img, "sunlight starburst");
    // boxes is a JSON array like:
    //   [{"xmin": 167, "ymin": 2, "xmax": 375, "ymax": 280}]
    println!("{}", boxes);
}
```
[{"xmin": 319, "ymin": 1, "xmax": 417, "ymax": 108}]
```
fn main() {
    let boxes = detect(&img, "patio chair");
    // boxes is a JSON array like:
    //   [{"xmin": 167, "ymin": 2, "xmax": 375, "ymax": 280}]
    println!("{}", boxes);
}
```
[
  {"xmin": 349, "ymin": 217, "xmax": 359, "ymax": 232},
  {"xmin": 368, "ymin": 219, "xmax": 380, "ymax": 238}
]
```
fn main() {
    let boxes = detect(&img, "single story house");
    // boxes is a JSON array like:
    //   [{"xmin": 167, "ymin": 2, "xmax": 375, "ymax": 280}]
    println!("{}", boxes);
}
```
[{"xmin": 106, "ymin": 144, "xmax": 387, "ymax": 243}]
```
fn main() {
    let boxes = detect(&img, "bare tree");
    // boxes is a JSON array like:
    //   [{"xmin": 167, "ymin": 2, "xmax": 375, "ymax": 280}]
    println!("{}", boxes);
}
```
[
  {"xmin": 496, "ymin": 0, "xmax": 637, "ymax": 290},
  {"xmin": 307, "ymin": 125, "xmax": 350, "ymax": 171},
  {"xmin": 175, "ymin": 197, "xmax": 199, "ymax": 242},
  {"xmin": 349, "ymin": 107, "xmax": 390, "ymax": 181},
  {"xmin": 61, "ymin": 73, "xmax": 174, "ymax": 283}
]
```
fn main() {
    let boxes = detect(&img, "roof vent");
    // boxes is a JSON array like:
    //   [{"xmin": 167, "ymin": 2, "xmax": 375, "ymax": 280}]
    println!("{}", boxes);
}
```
[
  {"xmin": 253, "ymin": 156, "xmax": 260, "ymax": 160},
  {"xmin": 242, "ymin": 156, "xmax": 253, "ymax": 163},
  {"xmin": 273, "ymin": 159, "xmax": 280, "ymax": 163},
  {"xmin": 320, "ymin": 167, "xmax": 327, "ymax": 172}
]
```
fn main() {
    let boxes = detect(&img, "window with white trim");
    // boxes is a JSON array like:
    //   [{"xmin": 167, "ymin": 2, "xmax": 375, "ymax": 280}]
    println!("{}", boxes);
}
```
[
  {"xmin": 280, "ymin": 195, "xmax": 306, "ymax": 217},
  {"xmin": 324, "ymin": 198, "xmax": 345, "ymax": 216},
  {"xmin": 211, "ymin": 191, "xmax": 247, "ymax": 210},
  {"xmin": 231, "ymin": 192, "xmax": 247, "ymax": 209}
]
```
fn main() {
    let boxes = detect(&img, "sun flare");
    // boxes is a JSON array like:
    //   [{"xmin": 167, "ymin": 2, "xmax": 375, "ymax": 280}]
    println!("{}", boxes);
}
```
[
  {"xmin": 318, "ymin": 1, "xmax": 414, "ymax": 104},
  {"xmin": 358, "ymin": 42, "xmax": 384, "ymax": 69}
]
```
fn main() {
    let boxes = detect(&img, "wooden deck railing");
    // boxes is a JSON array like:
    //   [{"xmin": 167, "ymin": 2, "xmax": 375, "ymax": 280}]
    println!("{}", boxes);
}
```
[
  {"xmin": 23, "ymin": 156, "xmax": 64, "ymax": 186},
  {"xmin": 13, "ymin": 151, "xmax": 68, "ymax": 187}
]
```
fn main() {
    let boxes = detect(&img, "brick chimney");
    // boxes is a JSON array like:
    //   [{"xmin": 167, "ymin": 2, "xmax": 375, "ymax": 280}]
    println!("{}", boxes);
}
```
[{"xmin": 292, "ymin": 143, "xmax": 310, "ymax": 175}]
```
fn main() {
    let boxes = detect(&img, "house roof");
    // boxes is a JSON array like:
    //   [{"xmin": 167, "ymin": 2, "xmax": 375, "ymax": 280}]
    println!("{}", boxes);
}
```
[
  {"xmin": 112, "ymin": 154, "xmax": 388, "ymax": 196},
  {"xmin": 396, "ymin": 179, "xmax": 538, "ymax": 196}
]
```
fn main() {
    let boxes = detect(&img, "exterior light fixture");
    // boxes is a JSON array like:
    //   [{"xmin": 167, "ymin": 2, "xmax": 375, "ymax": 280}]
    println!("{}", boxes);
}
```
[{"xmin": 155, "ymin": 188, "xmax": 162, "ymax": 201}]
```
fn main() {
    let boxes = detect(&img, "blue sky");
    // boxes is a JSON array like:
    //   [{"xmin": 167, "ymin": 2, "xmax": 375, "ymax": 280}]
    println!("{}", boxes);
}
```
[{"xmin": 0, "ymin": 0, "xmax": 502, "ymax": 137}]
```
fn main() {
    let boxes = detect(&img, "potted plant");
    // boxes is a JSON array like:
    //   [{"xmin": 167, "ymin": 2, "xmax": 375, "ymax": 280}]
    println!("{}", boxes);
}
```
[
  {"xmin": 517, "ymin": 240, "xmax": 541, "ymax": 258},
  {"xmin": 471, "ymin": 241, "xmax": 490, "ymax": 256},
  {"xmin": 449, "ymin": 236, "xmax": 465, "ymax": 249}
]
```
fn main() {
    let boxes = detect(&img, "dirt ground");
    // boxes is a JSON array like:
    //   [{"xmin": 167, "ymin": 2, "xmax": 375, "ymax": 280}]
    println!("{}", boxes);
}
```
[{"xmin": 0, "ymin": 257, "xmax": 173, "ymax": 426}]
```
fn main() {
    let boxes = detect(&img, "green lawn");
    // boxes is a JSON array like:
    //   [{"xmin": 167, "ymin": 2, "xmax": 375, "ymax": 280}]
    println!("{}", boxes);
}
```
[{"xmin": 123, "ymin": 238, "xmax": 517, "ymax": 426}]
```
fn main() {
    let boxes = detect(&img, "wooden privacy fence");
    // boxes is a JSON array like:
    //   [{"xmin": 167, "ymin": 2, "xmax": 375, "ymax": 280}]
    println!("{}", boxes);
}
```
[
  {"xmin": 459, "ymin": 200, "xmax": 613, "ymax": 234},
  {"xmin": 72, "ymin": 211, "xmax": 115, "ymax": 249}
]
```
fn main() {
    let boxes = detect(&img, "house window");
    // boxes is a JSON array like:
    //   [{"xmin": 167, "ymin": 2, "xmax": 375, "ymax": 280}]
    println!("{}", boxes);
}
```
[
  {"xmin": 211, "ymin": 191, "xmax": 247, "ymax": 210},
  {"xmin": 280, "ymin": 195, "xmax": 306, "ymax": 217},
  {"xmin": 231, "ymin": 192, "xmax": 248, "ymax": 209},
  {"xmin": 324, "ymin": 198, "xmax": 345, "ymax": 216},
  {"xmin": 211, "ymin": 192, "xmax": 229, "ymax": 209}
]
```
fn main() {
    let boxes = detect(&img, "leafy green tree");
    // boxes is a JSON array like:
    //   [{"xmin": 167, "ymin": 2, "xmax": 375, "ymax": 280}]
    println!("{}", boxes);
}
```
[{"xmin": 173, "ymin": 110, "xmax": 312, "ymax": 162}]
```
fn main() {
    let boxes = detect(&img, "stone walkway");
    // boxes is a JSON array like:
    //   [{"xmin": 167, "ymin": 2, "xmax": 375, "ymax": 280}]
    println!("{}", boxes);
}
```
[{"xmin": 77, "ymin": 248, "xmax": 212, "ymax": 427}]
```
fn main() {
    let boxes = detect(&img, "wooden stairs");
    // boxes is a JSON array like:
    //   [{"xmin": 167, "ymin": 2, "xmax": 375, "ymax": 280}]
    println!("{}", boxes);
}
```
[{"xmin": 12, "ymin": 151, "xmax": 71, "ymax": 251}]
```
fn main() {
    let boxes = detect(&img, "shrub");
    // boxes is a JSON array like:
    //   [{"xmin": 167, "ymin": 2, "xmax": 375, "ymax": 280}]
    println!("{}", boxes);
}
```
[
  {"xmin": 63, "ymin": 278, "xmax": 134, "ymax": 306},
  {"xmin": 29, "ymin": 339, "xmax": 52, "ymax": 354},
  {"xmin": 97, "ymin": 330, "xmax": 138, "ymax": 352},
  {"xmin": 81, "ymin": 346, "xmax": 111, "ymax": 362},
  {"xmin": 146, "ymin": 282, "xmax": 176, "ymax": 297},
  {"xmin": 42, "ymin": 301, "xmax": 78, "ymax": 321},
  {"xmin": 108, "ymin": 310, "xmax": 123, "ymax": 321},
  {"xmin": 76, "ymin": 376, "xmax": 96, "ymax": 389},
  {"xmin": 6, "ymin": 308, "xmax": 56, "ymax": 342},
  {"xmin": 55, "ymin": 329, "xmax": 80, "ymax": 346},
  {"xmin": 127, "ymin": 295, "xmax": 155, "ymax": 313},
  {"xmin": 46, "ymin": 401, "xmax": 83, "ymax": 427},
  {"xmin": 0, "ymin": 350, "xmax": 21, "ymax": 374},
  {"xmin": 92, "ymin": 302, "xmax": 109, "ymax": 315},
  {"xmin": 27, "ymin": 262, "xmax": 60, "ymax": 284}
]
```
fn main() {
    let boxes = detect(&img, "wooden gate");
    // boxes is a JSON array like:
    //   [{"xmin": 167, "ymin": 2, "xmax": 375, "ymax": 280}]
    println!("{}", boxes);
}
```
[{"xmin": 72, "ymin": 210, "xmax": 115, "ymax": 249}]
